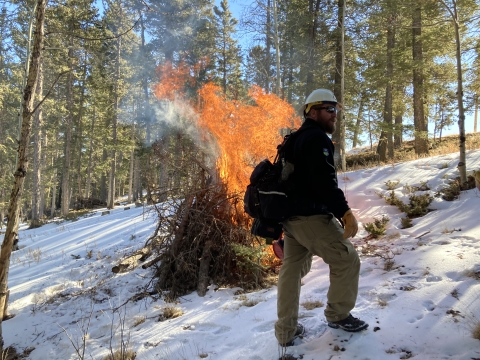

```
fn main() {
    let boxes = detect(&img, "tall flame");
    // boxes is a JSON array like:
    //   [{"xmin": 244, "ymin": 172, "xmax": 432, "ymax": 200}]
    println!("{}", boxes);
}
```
[{"xmin": 154, "ymin": 61, "xmax": 302, "ymax": 194}]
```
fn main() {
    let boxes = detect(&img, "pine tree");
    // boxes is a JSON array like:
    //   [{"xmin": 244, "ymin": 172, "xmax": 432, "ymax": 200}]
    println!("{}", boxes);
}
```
[{"xmin": 213, "ymin": 0, "xmax": 243, "ymax": 99}]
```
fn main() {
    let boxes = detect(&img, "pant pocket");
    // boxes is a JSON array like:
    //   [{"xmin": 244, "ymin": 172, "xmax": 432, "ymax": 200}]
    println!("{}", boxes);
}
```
[{"xmin": 330, "ymin": 239, "xmax": 351, "ymax": 258}]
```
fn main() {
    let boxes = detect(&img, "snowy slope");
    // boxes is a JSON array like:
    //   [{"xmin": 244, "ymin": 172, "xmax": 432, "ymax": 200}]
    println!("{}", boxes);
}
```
[{"xmin": 2, "ymin": 149, "xmax": 480, "ymax": 360}]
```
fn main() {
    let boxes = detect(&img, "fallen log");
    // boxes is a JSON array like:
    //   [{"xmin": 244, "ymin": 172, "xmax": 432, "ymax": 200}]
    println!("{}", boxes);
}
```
[{"xmin": 111, "ymin": 245, "xmax": 153, "ymax": 273}]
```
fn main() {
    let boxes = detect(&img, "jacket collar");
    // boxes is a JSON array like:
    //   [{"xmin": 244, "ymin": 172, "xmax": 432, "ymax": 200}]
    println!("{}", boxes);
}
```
[{"xmin": 302, "ymin": 117, "xmax": 326, "ymax": 132}]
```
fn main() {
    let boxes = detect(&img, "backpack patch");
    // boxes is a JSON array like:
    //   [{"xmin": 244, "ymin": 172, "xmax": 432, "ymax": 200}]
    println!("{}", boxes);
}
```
[{"xmin": 243, "ymin": 129, "xmax": 303, "ymax": 224}]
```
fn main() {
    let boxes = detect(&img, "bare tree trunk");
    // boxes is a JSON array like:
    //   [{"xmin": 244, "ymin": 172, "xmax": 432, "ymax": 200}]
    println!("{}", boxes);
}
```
[
  {"xmin": 378, "ymin": 17, "xmax": 395, "ymax": 162},
  {"xmin": 128, "ymin": 121, "xmax": 135, "ymax": 203},
  {"xmin": 368, "ymin": 111, "xmax": 374, "ymax": 151},
  {"xmin": 108, "ymin": 37, "xmax": 121, "ymax": 209},
  {"xmin": 139, "ymin": 11, "xmax": 151, "ymax": 144},
  {"xmin": 75, "ymin": 61, "xmax": 87, "ymax": 200},
  {"xmin": 265, "ymin": 0, "xmax": 271, "ymax": 93},
  {"xmin": 386, "ymin": 22, "xmax": 395, "ymax": 159},
  {"xmin": 86, "ymin": 109, "xmax": 95, "ymax": 198},
  {"xmin": 100, "ymin": 149, "xmax": 108, "ymax": 202},
  {"xmin": 0, "ymin": 0, "xmax": 45, "ymax": 351},
  {"xmin": 352, "ymin": 92, "xmax": 364, "ymax": 149},
  {"xmin": 474, "ymin": 95, "xmax": 478, "ymax": 133},
  {"xmin": 394, "ymin": 115, "xmax": 403, "ymax": 148},
  {"xmin": 377, "ymin": 130, "xmax": 387, "ymax": 161},
  {"xmin": 305, "ymin": 0, "xmax": 321, "ymax": 96},
  {"xmin": 286, "ymin": 46, "xmax": 294, "ymax": 104},
  {"xmin": 439, "ymin": 0, "xmax": 466, "ymax": 182},
  {"xmin": 51, "ymin": 150, "xmax": 58, "ymax": 218},
  {"xmin": 61, "ymin": 35, "xmax": 74, "ymax": 216},
  {"xmin": 272, "ymin": 0, "xmax": 281, "ymax": 96},
  {"xmin": 32, "ymin": 56, "xmax": 43, "ymax": 226},
  {"xmin": 39, "ymin": 133, "xmax": 47, "ymax": 218},
  {"xmin": 133, "ymin": 158, "xmax": 138, "ymax": 202},
  {"xmin": 412, "ymin": 2, "xmax": 429, "ymax": 156},
  {"xmin": 333, "ymin": 0, "xmax": 346, "ymax": 170}
]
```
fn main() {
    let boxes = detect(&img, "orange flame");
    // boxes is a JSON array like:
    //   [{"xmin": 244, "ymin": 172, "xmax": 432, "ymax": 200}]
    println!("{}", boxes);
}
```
[{"xmin": 154, "ymin": 61, "xmax": 302, "ymax": 194}]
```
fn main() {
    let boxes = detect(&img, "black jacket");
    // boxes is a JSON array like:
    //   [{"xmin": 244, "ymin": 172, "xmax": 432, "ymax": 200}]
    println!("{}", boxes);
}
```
[{"xmin": 289, "ymin": 118, "xmax": 350, "ymax": 220}]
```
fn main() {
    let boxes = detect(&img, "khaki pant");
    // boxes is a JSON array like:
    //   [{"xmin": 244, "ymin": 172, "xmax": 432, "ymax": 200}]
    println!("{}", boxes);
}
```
[{"xmin": 274, "ymin": 214, "xmax": 360, "ymax": 344}]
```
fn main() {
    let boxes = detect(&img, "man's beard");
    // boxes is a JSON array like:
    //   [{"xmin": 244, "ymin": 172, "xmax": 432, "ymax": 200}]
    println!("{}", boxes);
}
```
[{"xmin": 321, "ymin": 120, "xmax": 336, "ymax": 134}]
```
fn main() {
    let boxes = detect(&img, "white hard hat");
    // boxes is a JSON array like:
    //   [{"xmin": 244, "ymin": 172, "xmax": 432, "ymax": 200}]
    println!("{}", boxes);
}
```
[{"xmin": 303, "ymin": 88, "xmax": 342, "ymax": 114}]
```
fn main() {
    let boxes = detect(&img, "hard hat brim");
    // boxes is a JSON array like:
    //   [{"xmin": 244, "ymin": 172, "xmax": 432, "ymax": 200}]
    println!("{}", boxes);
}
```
[{"xmin": 304, "ymin": 101, "xmax": 342, "ymax": 115}]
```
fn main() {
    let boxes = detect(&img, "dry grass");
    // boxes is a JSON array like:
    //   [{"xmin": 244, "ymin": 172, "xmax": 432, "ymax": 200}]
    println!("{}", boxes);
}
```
[
  {"xmin": 235, "ymin": 294, "xmax": 261, "ymax": 307},
  {"xmin": 132, "ymin": 315, "xmax": 146, "ymax": 327},
  {"xmin": 385, "ymin": 232, "xmax": 401, "ymax": 241},
  {"xmin": 102, "ymin": 349, "xmax": 136, "ymax": 360},
  {"xmin": 377, "ymin": 298, "xmax": 388, "ymax": 307},
  {"xmin": 464, "ymin": 264, "xmax": 480, "ymax": 280},
  {"xmin": 159, "ymin": 306, "xmax": 184, "ymax": 321},
  {"xmin": 384, "ymin": 259, "xmax": 395, "ymax": 271},
  {"xmin": 301, "ymin": 299, "xmax": 324, "ymax": 310},
  {"xmin": 1, "ymin": 346, "xmax": 34, "ymax": 360},
  {"xmin": 26, "ymin": 248, "xmax": 43, "ymax": 263},
  {"xmin": 472, "ymin": 321, "xmax": 480, "ymax": 340},
  {"xmin": 451, "ymin": 289, "xmax": 459, "ymax": 300},
  {"xmin": 346, "ymin": 133, "xmax": 480, "ymax": 171}
]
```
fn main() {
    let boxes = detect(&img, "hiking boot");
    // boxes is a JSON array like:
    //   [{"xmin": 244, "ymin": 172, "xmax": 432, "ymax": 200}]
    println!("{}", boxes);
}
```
[
  {"xmin": 279, "ymin": 324, "xmax": 305, "ymax": 347},
  {"xmin": 327, "ymin": 314, "xmax": 368, "ymax": 332}
]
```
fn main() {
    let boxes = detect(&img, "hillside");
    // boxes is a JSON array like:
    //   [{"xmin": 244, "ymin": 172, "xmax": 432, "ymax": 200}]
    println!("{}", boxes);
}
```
[
  {"xmin": 346, "ymin": 132, "xmax": 480, "ymax": 170},
  {"xmin": 2, "ymin": 147, "xmax": 480, "ymax": 360}
]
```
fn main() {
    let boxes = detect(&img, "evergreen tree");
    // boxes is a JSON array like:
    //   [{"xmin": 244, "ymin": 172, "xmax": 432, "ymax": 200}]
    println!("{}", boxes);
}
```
[{"xmin": 213, "ymin": 0, "xmax": 243, "ymax": 99}]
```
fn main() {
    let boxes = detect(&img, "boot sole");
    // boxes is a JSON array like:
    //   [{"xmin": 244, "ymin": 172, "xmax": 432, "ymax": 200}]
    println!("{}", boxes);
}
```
[{"xmin": 328, "ymin": 322, "xmax": 369, "ymax": 332}]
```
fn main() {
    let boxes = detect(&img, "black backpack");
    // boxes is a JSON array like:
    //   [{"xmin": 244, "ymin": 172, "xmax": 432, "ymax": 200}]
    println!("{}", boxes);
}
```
[{"xmin": 243, "ymin": 128, "xmax": 304, "ymax": 238}]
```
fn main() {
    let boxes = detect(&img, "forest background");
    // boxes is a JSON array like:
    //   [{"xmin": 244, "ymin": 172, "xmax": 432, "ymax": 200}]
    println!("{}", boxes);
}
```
[
  {"xmin": 1, "ymin": 0, "xmax": 480, "ymax": 355},
  {"xmin": 1, "ymin": 0, "xmax": 480, "ymax": 225}
]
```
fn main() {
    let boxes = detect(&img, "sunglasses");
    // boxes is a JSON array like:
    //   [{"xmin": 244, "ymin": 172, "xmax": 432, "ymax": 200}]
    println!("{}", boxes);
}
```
[{"xmin": 314, "ymin": 106, "xmax": 337, "ymax": 114}]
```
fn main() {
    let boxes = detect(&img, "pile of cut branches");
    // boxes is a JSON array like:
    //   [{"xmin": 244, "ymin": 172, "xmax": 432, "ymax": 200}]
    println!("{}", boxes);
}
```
[{"xmin": 145, "ymin": 184, "xmax": 277, "ymax": 300}]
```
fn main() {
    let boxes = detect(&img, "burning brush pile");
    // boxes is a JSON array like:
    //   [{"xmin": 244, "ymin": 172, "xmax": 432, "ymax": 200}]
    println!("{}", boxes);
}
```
[
  {"xmin": 146, "ymin": 184, "xmax": 279, "ymax": 300},
  {"xmin": 134, "ymin": 61, "xmax": 302, "ymax": 300}
]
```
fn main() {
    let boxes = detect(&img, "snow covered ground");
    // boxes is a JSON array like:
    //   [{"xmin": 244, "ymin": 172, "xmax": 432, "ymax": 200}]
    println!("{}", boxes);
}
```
[{"xmin": 2, "ymin": 149, "xmax": 480, "ymax": 360}]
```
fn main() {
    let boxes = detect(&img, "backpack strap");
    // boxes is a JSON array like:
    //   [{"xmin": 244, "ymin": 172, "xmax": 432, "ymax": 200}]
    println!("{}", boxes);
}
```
[{"xmin": 278, "ymin": 126, "xmax": 308, "ymax": 164}]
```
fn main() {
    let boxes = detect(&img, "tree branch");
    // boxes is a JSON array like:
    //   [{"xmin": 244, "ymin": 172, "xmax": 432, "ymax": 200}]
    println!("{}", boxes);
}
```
[
  {"xmin": 46, "ymin": 16, "xmax": 141, "ymax": 41},
  {"xmin": 31, "ymin": 70, "xmax": 69, "ymax": 115}
]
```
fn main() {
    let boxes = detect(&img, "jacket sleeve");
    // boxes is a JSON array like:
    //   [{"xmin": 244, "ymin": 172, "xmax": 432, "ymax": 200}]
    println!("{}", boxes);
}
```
[{"xmin": 302, "ymin": 131, "xmax": 350, "ymax": 220}]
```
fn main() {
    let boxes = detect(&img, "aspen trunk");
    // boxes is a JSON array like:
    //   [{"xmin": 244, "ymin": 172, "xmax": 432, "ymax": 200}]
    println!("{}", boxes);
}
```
[{"xmin": 0, "ymin": 0, "xmax": 45, "ymax": 351}]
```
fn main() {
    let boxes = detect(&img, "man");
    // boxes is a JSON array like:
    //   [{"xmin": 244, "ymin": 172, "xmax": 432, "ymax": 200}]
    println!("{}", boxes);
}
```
[{"xmin": 275, "ymin": 88, "xmax": 368, "ymax": 347}]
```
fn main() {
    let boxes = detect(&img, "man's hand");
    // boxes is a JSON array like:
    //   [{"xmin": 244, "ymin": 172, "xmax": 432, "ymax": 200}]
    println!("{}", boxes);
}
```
[{"xmin": 342, "ymin": 209, "xmax": 358, "ymax": 239}]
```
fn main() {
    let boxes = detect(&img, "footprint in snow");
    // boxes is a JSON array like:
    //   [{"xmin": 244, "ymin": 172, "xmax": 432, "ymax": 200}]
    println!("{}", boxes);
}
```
[
  {"xmin": 407, "ymin": 313, "xmax": 424, "ymax": 323},
  {"xmin": 445, "ymin": 271, "xmax": 463, "ymax": 281},
  {"xmin": 251, "ymin": 320, "xmax": 275, "ymax": 333},
  {"xmin": 426, "ymin": 275, "xmax": 442, "ymax": 283},
  {"xmin": 377, "ymin": 293, "xmax": 397, "ymax": 302},
  {"xmin": 422, "ymin": 300, "xmax": 435, "ymax": 311},
  {"xmin": 193, "ymin": 322, "xmax": 231, "ymax": 334},
  {"xmin": 431, "ymin": 239, "xmax": 451, "ymax": 245},
  {"xmin": 392, "ymin": 275, "xmax": 421, "ymax": 282}
]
